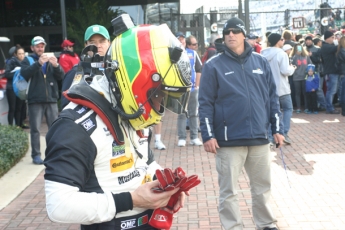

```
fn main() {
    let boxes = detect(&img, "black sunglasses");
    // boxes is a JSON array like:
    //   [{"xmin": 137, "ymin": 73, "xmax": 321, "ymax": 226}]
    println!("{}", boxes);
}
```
[{"xmin": 223, "ymin": 28, "xmax": 242, "ymax": 35}]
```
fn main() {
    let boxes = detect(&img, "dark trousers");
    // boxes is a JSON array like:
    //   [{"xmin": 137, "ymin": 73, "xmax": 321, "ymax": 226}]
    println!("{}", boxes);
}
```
[
  {"xmin": 288, "ymin": 76, "xmax": 296, "ymax": 107},
  {"xmin": 306, "ymin": 91, "xmax": 318, "ymax": 112},
  {"xmin": 294, "ymin": 80, "xmax": 307, "ymax": 109},
  {"xmin": 6, "ymin": 87, "xmax": 24, "ymax": 126}
]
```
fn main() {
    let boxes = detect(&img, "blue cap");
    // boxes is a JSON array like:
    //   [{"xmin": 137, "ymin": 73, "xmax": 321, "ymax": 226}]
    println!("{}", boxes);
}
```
[
  {"xmin": 307, "ymin": 64, "xmax": 315, "ymax": 72},
  {"xmin": 246, "ymin": 33, "xmax": 258, "ymax": 40},
  {"xmin": 175, "ymin": 32, "xmax": 185, "ymax": 38}
]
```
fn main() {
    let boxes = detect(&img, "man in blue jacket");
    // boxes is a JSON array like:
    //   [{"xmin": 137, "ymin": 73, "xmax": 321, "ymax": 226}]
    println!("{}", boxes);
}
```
[
  {"xmin": 20, "ymin": 36, "xmax": 64, "ymax": 164},
  {"xmin": 199, "ymin": 17, "xmax": 284, "ymax": 230}
]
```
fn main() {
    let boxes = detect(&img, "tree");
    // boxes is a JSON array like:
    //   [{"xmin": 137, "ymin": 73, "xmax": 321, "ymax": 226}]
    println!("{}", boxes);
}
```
[{"xmin": 66, "ymin": 0, "xmax": 124, "ymax": 54}]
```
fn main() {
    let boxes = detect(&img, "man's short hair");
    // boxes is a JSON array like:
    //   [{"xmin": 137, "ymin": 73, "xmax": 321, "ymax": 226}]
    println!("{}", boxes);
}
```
[
  {"xmin": 186, "ymin": 35, "xmax": 196, "ymax": 46},
  {"xmin": 313, "ymin": 38, "xmax": 321, "ymax": 45},
  {"xmin": 282, "ymin": 30, "xmax": 292, "ymax": 40}
]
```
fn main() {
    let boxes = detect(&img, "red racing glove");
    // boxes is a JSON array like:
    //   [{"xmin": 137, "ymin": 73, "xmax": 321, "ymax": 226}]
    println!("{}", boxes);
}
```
[{"xmin": 149, "ymin": 167, "xmax": 201, "ymax": 229}]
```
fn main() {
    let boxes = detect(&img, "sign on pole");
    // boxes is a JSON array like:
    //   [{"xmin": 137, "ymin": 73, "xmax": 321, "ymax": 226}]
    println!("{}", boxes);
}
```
[{"xmin": 292, "ymin": 17, "xmax": 305, "ymax": 29}]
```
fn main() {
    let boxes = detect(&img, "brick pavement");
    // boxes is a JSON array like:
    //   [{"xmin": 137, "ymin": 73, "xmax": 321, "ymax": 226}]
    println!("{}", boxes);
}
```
[{"xmin": 1, "ymin": 110, "xmax": 345, "ymax": 230}]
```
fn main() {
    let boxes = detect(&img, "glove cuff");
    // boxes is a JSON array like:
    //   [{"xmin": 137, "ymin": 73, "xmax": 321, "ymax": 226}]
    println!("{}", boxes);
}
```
[{"xmin": 112, "ymin": 192, "xmax": 133, "ymax": 214}]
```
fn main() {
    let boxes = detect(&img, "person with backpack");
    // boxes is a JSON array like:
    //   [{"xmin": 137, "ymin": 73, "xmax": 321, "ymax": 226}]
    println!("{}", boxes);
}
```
[
  {"xmin": 20, "ymin": 36, "xmax": 64, "ymax": 165},
  {"xmin": 4, "ymin": 45, "xmax": 28, "ymax": 128}
]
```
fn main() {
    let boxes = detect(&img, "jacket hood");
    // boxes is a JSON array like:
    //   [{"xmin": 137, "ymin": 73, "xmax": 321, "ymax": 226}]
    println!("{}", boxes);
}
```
[
  {"xmin": 261, "ymin": 47, "xmax": 284, "ymax": 61},
  {"xmin": 223, "ymin": 41, "xmax": 253, "ymax": 63}
]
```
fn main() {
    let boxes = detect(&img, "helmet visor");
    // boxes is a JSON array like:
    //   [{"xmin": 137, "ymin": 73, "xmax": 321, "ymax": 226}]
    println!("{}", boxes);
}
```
[{"xmin": 147, "ymin": 84, "xmax": 190, "ymax": 116}]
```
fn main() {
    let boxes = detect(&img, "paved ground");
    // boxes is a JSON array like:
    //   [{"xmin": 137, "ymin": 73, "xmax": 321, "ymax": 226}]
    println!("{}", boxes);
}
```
[{"xmin": 1, "ymin": 109, "xmax": 345, "ymax": 230}]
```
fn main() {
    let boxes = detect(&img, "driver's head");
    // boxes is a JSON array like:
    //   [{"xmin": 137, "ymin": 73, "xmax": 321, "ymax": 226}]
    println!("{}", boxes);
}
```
[
  {"xmin": 84, "ymin": 25, "xmax": 111, "ymax": 56},
  {"xmin": 105, "ymin": 22, "xmax": 191, "ymax": 130}
]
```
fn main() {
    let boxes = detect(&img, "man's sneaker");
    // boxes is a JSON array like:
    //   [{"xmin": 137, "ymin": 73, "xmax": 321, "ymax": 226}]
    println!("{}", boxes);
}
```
[
  {"xmin": 296, "ymin": 109, "xmax": 301, "ymax": 114},
  {"xmin": 154, "ymin": 140, "xmax": 166, "ymax": 150},
  {"xmin": 33, "ymin": 156, "xmax": 43, "ymax": 165},
  {"xmin": 304, "ymin": 109, "xmax": 309, "ymax": 114},
  {"xmin": 326, "ymin": 109, "xmax": 340, "ymax": 114},
  {"xmin": 313, "ymin": 111, "xmax": 319, "ymax": 114},
  {"xmin": 177, "ymin": 139, "xmax": 186, "ymax": 147},
  {"xmin": 190, "ymin": 138, "xmax": 203, "ymax": 146},
  {"xmin": 283, "ymin": 135, "xmax": 291, "ymax": 144},
  {"xmin": 263, "ymin": 227, "xmax": 278, "ymax": 230}
]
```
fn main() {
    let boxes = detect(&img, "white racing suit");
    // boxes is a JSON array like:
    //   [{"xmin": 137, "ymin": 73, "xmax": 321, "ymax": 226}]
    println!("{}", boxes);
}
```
[{"xmin": 44, "ymin": 75, "xmax": 161, "ymax": 230}]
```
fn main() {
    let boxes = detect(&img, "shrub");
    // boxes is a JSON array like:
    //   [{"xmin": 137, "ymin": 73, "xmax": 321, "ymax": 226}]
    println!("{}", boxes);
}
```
[{"xmin": 0, "ymin": 125, "xmax": 29, "ymax": 178}]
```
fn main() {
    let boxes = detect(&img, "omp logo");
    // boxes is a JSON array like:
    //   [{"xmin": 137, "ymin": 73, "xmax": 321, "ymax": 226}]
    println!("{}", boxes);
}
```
[
  {"xmin": 153, "ymin": 214, "xmax": 167, "ymax": 222},
  {"xmin": 112, "ymin": 141, "xmax": 125, "ymax": 157},
  {"xmin": 120, "ymin": 219, "xmax": 136, "ymax": 229},
  {"xmin": 81, "ymin": 118, "xmax": 95, "ymax": 131},
  {"xmin": 138, "ymin": 214, "xmax": 148, "ymax": 226},
  {"xmin": 110, "ymin": 155, "xmax": 134, "ymax": 173},
  {"xmin": 118, "ymin": 170, "xmax": 141, "ymax": 184}
]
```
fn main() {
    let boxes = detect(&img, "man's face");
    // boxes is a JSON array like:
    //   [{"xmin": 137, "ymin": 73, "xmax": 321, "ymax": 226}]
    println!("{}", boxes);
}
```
[
  {"xmin": 177, "ymin": 36, "xmax": 186, "ymax": 47},
  {"xmin": 86, "ymin": 34, "xmax": 111, "ymax": 56},
  {"xmin": 31, "ymin": 43, "xmax": 45, "ymax": 56},
  {"xmin": 187, "ymin": 37, "xmax": 198, "ymax": 51},
  {"xmin": 64, "ymin": 46, "xmax": 74, "ymax": 52},
  {"xmin": 326, "ymin": 35, "xmax": 335, "ymax": 44},
  {"xmin": 223, "ymin": 28, "xmax": 245, "ymax": 51},
  {"xmin": 277, "ymin": 37, "xmax": 284, "ymax": 48},
  {"xmin": 305, "ymin": 39, "xmax": 313, "ymax": 46}
]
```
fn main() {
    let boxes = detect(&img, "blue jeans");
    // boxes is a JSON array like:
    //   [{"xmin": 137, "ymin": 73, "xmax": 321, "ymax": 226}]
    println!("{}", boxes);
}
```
[
  {"xmin": 28, "ymin": 103, "xmax": 58, "ymax": 159},
  {"xmin": 268, "ymin": 95, "xmax": 291, "ymax": 141},
  {"xmin": 279, "ymin": 94, "xmax": 293, "ymax": 135},
  {"xmin": 177, "ymin": 89, "xmax": 199, "ymax": 140},
  {"xmin": 325, "ymin": 74, "xmax": 339, "ymax": 112}
]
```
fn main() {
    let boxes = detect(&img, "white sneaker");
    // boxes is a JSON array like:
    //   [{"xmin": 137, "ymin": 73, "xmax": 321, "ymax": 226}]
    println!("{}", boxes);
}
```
[
  {"xmin": 154, "ymin": 140, "xmax": 166, "ymax": 150},
  {"xmin": 190, "ymin": 138, "xmax": 203, "ymax": 146},
  {"xmin": 177, "ymin": 139, "xmax": 186, "ymax": 147}
]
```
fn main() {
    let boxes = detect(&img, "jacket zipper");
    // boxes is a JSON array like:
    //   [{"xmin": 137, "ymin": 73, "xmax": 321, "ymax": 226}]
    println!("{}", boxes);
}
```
[{"xmin": 242, "ymin": 63, "xmax": 253, "ymax": 137}]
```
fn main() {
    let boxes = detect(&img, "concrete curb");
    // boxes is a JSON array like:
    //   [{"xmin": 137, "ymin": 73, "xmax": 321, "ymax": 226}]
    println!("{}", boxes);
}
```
[{"xmin": 0, "ymin": 135, "xmax": 45, "ymax": 211}]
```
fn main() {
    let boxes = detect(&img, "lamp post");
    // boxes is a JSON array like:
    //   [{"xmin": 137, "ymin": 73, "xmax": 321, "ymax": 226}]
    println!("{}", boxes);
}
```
[{"xmin": 60, "ymin": 0, "xmax": 67, "ymax": 39}]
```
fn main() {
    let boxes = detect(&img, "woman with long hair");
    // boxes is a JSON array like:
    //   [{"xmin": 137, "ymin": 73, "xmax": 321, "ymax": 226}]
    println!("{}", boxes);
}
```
[
  {"xmin": 291, "ymin": 44, "xmax": 312, "ymax": 113},
  {"xmin": 4, "ymin": 45, "xmax": 27, "ymax": 127}
]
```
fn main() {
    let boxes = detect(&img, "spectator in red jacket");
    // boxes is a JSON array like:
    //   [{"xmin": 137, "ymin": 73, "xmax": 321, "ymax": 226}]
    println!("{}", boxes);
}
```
[{"xmin": 58, "ymin": 39, "xmax": 80, "ymax": 73}]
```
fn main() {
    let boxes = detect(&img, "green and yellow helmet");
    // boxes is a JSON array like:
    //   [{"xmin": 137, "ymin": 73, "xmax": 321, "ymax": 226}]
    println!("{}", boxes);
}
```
[{"xmin": 105, "ymin": 22, "xmax": 191, "ymax": 130}]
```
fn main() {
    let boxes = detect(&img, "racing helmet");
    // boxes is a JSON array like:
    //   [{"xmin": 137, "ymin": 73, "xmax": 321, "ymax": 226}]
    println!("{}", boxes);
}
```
[{"xmin": 105, "ymin": 17, "xmax": 191, "ymax": 130}]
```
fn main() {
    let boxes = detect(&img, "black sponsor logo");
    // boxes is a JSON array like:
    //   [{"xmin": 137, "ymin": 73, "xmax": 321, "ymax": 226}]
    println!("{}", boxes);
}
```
[{"xmin": 118, "ymin": 170, "xmax": 141, "ymax": 185}]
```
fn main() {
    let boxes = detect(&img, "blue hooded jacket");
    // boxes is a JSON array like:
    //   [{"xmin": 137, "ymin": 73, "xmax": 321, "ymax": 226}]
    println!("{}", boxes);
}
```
[{"xmin": 199, "ymin": 42, "xmax": 283, "ymax": 146}]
